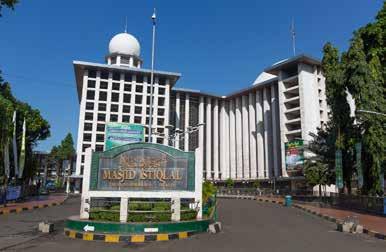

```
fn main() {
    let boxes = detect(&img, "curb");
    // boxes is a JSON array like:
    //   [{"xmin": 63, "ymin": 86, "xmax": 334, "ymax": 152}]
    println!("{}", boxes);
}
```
[
  {"xmin": 293, "ymin": 204, "xmax": 386, "ymax": 241},
  {"xmin": 218, "ymin": 195, "xmax": 386, "ymax": 241},
  {"xmin": 0, "ymin": 197, "xmax": 67, "ymax": 215},
  {"xmin": 64, "ymin": 228, "xmax": 196, "ymax": 243}
]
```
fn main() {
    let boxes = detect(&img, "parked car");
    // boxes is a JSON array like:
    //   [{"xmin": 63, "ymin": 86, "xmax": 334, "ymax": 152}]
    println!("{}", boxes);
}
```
[{"xmin": 45, "ymin": 181, "xmax": 56, "ymax": 192}]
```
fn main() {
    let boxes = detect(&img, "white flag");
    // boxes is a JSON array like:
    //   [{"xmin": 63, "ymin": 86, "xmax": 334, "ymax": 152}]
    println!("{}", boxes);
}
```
[
  {"xmin": 18, "ymin": 119, "xmax": 26, "ymax": 179},
  {"xmin": 12, "ymin": 111, "xmax": 19, "ymax": 177}
]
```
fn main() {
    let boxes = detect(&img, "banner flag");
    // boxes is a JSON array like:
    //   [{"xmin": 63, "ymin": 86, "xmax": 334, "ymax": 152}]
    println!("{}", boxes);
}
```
[
  {"xmin": 18, "ymin": 119, "xmax": 26, "ymax": 179},
  {"xmin": 355, "ymin": 142, "xmax": 363, "ymax": 188},
  {"xmin": 3, "ymin": 141, "xmax": 10, "ymax": 178},
  {"xmin": 12, "ymin": 111, "xmax": 19, "ymax": 177},
  {"xmin": 335, "ymin": 149, "xmax": 344, "ymax": 189}
]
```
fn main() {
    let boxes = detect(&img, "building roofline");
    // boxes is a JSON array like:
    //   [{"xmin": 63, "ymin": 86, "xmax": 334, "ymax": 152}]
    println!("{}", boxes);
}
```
[
  {"xmin": 264, "ymin": 54, "xmax": 321, "ymax": 75},
  {"xmin": 73, "ymin": 60, "xmax": 181, "ymax": 102}
]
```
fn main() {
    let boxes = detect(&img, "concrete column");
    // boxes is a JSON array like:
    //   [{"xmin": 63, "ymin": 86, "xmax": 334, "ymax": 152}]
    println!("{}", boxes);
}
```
[
  {"xmin": 175, "ymin": 92, "xmax": 180, "ymax": 149},
  {"xmin": 120, "ymin": 197, "xmax": 128, "ymax": 223},
  {"xmin": 171, "ymin": 198, "xmax": 181, "ymax": 221},
  {"xmin": 224, "ymin": 102, "xmax": 230, "ymax": 179},
  {"xmin": 129, "ymin": 56, "xmax": 134, "ymax": 67},
  {"xmin": 248, "ymin": 92, "xmax": 257, "ymax": 179},
  {"xmin": 117, "ymin": 55, "xmax": 121, "ymax": 66},
  {"xmin": 256, "ymin": 90, "xmax": 264, "ymax": 179},
  {"xmin": 277, "ymin": 71, "xmax": 288, "ymax": 177},
  {"xmin": 164, "ymin": 80, "xmax": 170, "ymax": 145},
  {"xmin": 220, "ymin": 100, "xmax": 226, "ymax": 180},
  {"xmin": 198, "ymin": 96, "xmax": 205, "ymax": 175},
  {"xmin": 229, "ymin": 99, "xmax": 237, "ymax": 179},
  {"xmin": 206, "ymin": 97, "xmax": 212, "ymax": 180},
  {"xmin": 235, "ymin": 97, "xmax": 243, "ymax": 179},
  {"xmin": 242, "ymin": 96, "xmax": 250, "ymax": 179},
  {"xmin": 80, "ymin": 147, "xmax": 92, "ymax": 219},
  {"xmin": 129, "ymin": 74, "xmax": 136, "ymax": 124},
  {"xmin": 271, "ymin": 85, "xmax": 280, "ymax": 177},
  {"xmin": 184, "ymin": 93, "xmax": 190, "ymax": 151},
  {"xmin": 213, "ymin": 99, "xmax": 219, "ymax": 180},
  {"xmin": 194, "ymin": 148, "xmax": 203, "ymax": 219},
  {"xmin": 75, "ymin": 70, "xmax": 88, "ymax": 175},
  {"xmin": 263, "ymin": 88, "xmax": 272, "ymax": 178}
]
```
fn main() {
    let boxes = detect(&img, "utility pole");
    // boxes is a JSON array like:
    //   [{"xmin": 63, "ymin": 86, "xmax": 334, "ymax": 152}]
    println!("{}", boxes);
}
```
[{"xmin": 148, "ymin": 8, "xmax": 156, "ymax": 143}]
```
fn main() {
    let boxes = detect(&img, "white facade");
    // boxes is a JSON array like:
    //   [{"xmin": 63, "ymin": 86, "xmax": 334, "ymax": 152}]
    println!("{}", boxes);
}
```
[{"xmin": 73, "ymin": 32, "xmax": 327, "ymax": 183}]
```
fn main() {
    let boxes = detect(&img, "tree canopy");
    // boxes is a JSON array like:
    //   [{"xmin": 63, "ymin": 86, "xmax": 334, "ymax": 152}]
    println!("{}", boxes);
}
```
[
  {"xmin": 316, "ymin": 3, "xmax": 386, "ymax": 195},
  {"xmin": 0, "ymin": 0, "xmax": 18, "ymax": 16}
]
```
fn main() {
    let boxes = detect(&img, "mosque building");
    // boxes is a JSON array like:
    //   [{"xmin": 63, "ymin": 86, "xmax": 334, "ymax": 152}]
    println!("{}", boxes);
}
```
[{"xmin": 73, "ymin": 30, "xmax": 327, "ymax": 188}]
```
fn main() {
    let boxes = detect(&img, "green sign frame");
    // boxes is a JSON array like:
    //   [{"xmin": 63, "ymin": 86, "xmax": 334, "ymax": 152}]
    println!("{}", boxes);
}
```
[
  {"xmin": 105, "ymin": 123, "xmax": 144, "ymax": 150},
  {"xmin": 89, "ymin": 143, "xmax": 196, "ymax": 192}
]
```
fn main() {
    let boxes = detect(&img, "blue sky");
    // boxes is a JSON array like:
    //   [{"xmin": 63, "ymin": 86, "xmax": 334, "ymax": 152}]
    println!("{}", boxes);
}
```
[{"xmin": 0, "ymin": 0, "xmax": 383, "ymax": 152}]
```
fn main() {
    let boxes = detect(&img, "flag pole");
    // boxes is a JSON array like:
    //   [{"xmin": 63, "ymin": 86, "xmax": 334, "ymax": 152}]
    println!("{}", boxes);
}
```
[
  {"xmin": 291, "ymin": 18, "xmax": 296, "ymax": 56},
  {"xmin": 148, "ymin": 8, "xmax": 156, "ymax": 143}
]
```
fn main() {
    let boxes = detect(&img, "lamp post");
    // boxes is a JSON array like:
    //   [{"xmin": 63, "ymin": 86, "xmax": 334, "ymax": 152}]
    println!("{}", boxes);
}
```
[
  {"xmin": 156, "ymin": 123, "xmax": 205, "ymax": 148},
  {"xmin": 148, "ymin": 8, "xmax": 156, "ymax": 143}
]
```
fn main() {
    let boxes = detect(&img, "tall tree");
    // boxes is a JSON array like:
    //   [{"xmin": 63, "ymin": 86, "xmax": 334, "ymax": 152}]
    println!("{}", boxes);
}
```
[{"xmin": 0, "ymin": 0, "xmax": 18, "ymax": 16}]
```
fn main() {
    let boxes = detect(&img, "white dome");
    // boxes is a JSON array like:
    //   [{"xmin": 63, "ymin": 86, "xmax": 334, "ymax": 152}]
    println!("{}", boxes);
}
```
[{"xmin": 108, "ymin": 33, "xmax": 140, "ymax": 57}]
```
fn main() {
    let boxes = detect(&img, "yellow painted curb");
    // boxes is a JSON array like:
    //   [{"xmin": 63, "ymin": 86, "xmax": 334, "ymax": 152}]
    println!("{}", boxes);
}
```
[
  {"xmin": 157, "ymin": 234, "xmax": 169, "ymax": 241},
  {"xmin": 179, "ymin": 232, "xmax": 188, "ymax": 239},
  {"xmin": 105, "ymin": 234, "xmax": 120, "ymax": 243},
  {"xmin": 131, "ymin": 235, "xmax": 145, "ymax": 243},
  {"xmin": 69, "ymin": 230, "xmax": 76, "ymax": 239},
  {"xmin": 83, "ymin": 233, "xmax": 94, "ymax": 241}
]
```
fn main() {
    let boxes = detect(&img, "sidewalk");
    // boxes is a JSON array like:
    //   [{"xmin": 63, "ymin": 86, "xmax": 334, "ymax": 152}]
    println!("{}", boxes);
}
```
[
  {"xmin": 0, "ymin": 194, "xmax": 67, "ymax": 215},
  {"xmin": 294, "ymin": 203, "xmax": 386, "ymax": 236}
]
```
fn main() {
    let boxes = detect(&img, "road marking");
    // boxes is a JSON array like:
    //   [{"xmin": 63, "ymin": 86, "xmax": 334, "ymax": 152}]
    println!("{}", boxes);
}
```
[
  {"xmin": 156, "ymin": 234, "xmax": 169, "ymax": 241},
  {"xmin": 105, "ymin": 234, "xmax": 120, "ymax": 243},
  {"xmin": 131, "ymin": 235, "xmax": 145, "ymax": 243},
  {"xmin": 83, "ymin": 233, "xmax": 93, "ymax": 241},
  {"xmin": 179, "ymin": 232, "xmax": 188, "ymax": 239}
]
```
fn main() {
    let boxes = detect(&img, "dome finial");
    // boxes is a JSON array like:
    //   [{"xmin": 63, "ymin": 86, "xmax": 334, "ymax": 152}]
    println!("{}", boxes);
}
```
[{"xmin": 124, "ymin": 16, "xmax": 127, "ymax": 33}]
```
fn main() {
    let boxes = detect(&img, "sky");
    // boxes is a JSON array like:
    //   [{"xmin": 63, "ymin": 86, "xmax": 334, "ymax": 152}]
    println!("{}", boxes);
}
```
[{"xmin": 0, "ymin": 0, "xmax": 383, "ymax": 152}]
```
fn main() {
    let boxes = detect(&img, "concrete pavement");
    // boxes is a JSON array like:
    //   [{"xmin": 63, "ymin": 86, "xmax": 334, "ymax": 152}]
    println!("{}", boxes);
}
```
[{"xmin": 0, "ymin": 198, "xmax": 385, "ymax": 251}]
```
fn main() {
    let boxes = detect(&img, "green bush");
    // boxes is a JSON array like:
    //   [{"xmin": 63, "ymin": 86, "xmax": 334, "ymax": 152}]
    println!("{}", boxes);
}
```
[{"xmin": 89, "ymin": 211, "xmax": 119, "ymax": 222}]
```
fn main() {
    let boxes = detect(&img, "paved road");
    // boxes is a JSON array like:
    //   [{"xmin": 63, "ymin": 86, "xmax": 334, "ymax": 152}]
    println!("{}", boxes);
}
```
[{"xmin": 0, "ymin": 198, "xmax": 384, "ymax": 251}]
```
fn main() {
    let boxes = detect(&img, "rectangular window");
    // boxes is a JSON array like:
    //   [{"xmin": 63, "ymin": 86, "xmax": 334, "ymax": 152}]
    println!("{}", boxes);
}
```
[
  {"xmin": 97, "ymin": 123, "xmax": 105, "ymax": 132},
  {"xmin": 101, "ymin": 71, "xmax": 109, "ymax": 80},
  {"xmin": 125, "ymin": 74, "xmax": 132, "ymax": 82},
  {"xmin": 135, "ymin": 95, "xmax": 142, "ymax": 104},
  {"xmin": 86, "ymin": 90, "xmax": 95, "ymax": 100},
  {"xmin": 159, "ymin": 77, "xmax": 166, "ymax": 86},
  {"xmin": 123, "ymin": 105, "xmax": 131, "ymax": 113},
  {"xmin": 95, "ymin": 145, "xmax": 104, "ymax": 152},
  {"xmin": 85, "ymin": 112, "xmax": 93, "ymax": 121},
  {"xmin": 110, "ymin": 104, "xmax": 119, "ymax": 112},
  {"xmin": 98, "ymin": 103, "xmax": 106, "ymax": 111},
  {"xmin": 134, "ymin": 106, "xmax": 142, "ymax": 114},
  {"xmin": 123, "ymin": 94, "xmax": 131, "ymax": 103},
  {"xmin": 158, "ymin": 87, "xmax": 165, "ymax": 95},
  {"xmin": 135, "ymin": 85, "xmax": 143, "ymax": 93},
  {"xmin": 112, "ymin": 82, "xmax": 120, "ymax": 91},
  {"xmin": 157, "ymin": 138, "xmax": 163, "ymax": 144},
  {"xmin": 83, "ymin": 133, "xmax": 92, "ymax": 142},
  {"xmin": 82, "ymin": 144, "xmax": 91, "ymax": 152},
  {"xmin": 158, "ymin": 108, "xmax": 164, "ymax": 116},
  {"xmin": 81, "ymin": 155, "xmax": 85, "ymax": 163},
  {"xmin": 146, "ymin": 96, "xmax": 151, "ymax": 105},
  {"xmin": 113, "ymin": 72, "xmax": 120, "ymax": 81},
  {"xmin": 110, "ymin": 114, "xmax": 118, "ymax": 122},
  {"xmin": 157, "ymin": 118, "xmax": 164, "ymax": 125},
  {"xmin": 87, "ymin": 80, "xmax": 96, "ymax": 88},
  {"xmin": 85, "ymin": 102, "xmax": 94, "ymax": 110},
  {"xmin": 122, "ymin": 115, "xmax": 130, "ymax": 122},
  {"xmin": 84, "ymin": 123, "xmax": 92, "ymax": 131},
  {"xmin": 147, "ymin": 86, "xmax": 153, "ymax": 94},
  {"xmin": 158, "ymin": 97, "xmax": 165, "ymax": 106},
  {"xmin": 97, "ymin": 113, "xmax": 106, "ymax": 121},
  {"xmin": 96, "ymin": 134, "xmax": 104, "ymax": 142},
  {"xmin": 100, "ymin": 81, "xmax": 108, "ymax": 89},
  {"xmin": 134, "ymin": 116, "xmax": 142, "ymax": 124},
  {"xmin": 99, "ymin": 91, "xmax": 107, "ymax": 101},
  {"xmin": 111, "ymin": 92, "xmax": 119, "ymax": 102},
  {"xmin": 88, "ymin": 70, "xmax": 97, "ymax": 78},
  {"xmin": 124, "ymin": 84, "xmax": 131, "ymax": 92},
  {"xmin": 136, "ymin": 75, "xmax": 143, "ymax": 83}
]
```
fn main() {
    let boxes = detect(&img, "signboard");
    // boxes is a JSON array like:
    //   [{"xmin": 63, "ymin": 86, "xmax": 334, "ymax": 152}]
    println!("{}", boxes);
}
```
[
  {"xmin": 355, "ymin": 142, "xmax": 363, "ymax": 189},
  {"xmin": 105, "ymin": 123, "xmax": 144, "ymax": 150},
  {"xmin": 94, "ymin": 144, "xmax": 193, "ymax": 191},
  {"xmin": 335, "ymin": 149, "xmax": 344, "ymax": 189},
  {"xmin": 285, "ymin": 140, "xmax": 304, "ymax": 176},
  {"xmin": 6, "ymin": 186, "xmax": 21, "ymax": 201}
]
